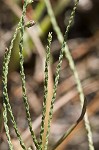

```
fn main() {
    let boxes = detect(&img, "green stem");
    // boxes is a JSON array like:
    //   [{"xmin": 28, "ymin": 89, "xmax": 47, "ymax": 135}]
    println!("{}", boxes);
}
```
[
  {"xmin": 45, "ymin": 0, "xmax": 94, "ymax": 149},
  {"xmin": 18, "ymin": 0, "xmax": 39, "ymax": 149},
  {"xmin": 2, "ymin": 27, "xmax": 27, "ymax": 150},
  {"xmin": 39, "ymin": 33, "xmax": 52, "ymax": 149},
  {"xmin": 3, "ymin": 102, "xmax": 14, "ymax": 150}
]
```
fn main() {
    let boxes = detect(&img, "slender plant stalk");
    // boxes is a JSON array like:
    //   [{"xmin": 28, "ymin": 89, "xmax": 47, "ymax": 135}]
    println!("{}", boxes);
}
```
[
  {"xmin": 3, "ymin": 102, "xmax": 13, "ymax": 150},
  {"xmin": 2, "ymin": 29, "xmax": 27, "ymax": 150},
  {"xmin": 18, "ymin": 0, "xmax": 39, "ymax": 149},
  {"xmin": 2, "ymin": 0, "xmax": 38, "ymax": 149},
  {"xmin": 39, "ymin": 32, "xmax": 52, "ymax": 149},
  {"xmin": 44, "ymin": 39, "xmax": 66, "ymax": 150},
  {"xmin": 44, "ymin": 0, "xmax": 94, "ymax": 149}
]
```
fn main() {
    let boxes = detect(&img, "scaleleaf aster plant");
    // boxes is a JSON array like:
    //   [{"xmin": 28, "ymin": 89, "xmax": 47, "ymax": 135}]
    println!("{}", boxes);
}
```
[{"xmin": 2, "ymin": 0, "xmax": 90, "ymax": 150}]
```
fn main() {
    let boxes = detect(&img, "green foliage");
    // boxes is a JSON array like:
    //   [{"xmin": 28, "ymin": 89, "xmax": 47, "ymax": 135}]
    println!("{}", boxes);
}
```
[
  {"xmin": 3, "ymin": 102, "xmax": 14, "ymax": 150},
  {"xmin": 39, "ymin": 32, "xmax": 52, "ymax": 148},
  {"xmin": 2, "ymin": 31, "xmax": 27, "ymax": 149},
  {"xmin": 18, "ymin": 0, "xmax": 39, "ymax": 149},
  {"xmin": 45, "ymin": 0, "xmax": 94, "ymax": 149},
  {"xmin": 2, "ymin": 0, "xmax": 91, "ymax": 150}
]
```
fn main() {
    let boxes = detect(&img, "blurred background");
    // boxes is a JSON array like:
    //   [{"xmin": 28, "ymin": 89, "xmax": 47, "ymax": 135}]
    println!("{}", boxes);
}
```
[{"xmin": 0, "ymin": 0, "xmax": 99, "ymax": 149}]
